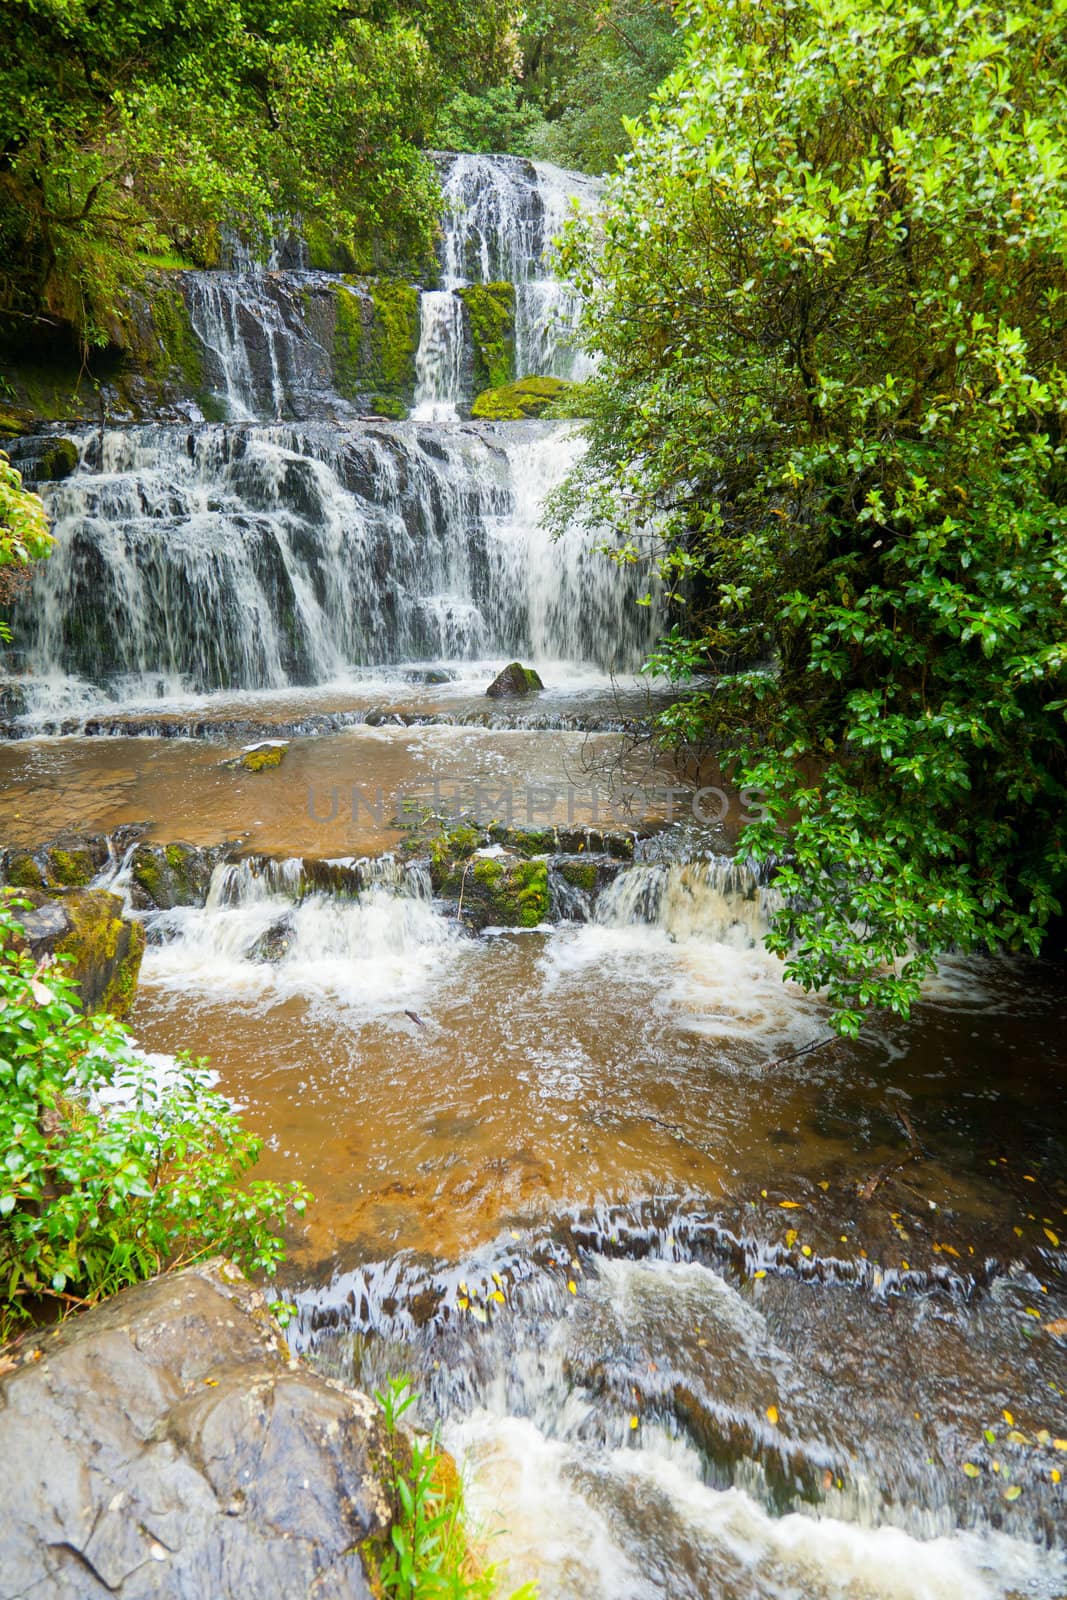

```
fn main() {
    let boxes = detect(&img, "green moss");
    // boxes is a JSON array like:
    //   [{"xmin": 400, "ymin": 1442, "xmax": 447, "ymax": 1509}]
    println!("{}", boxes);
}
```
[
  {"xmin": 47, "ymin": 847, "xmax": 94, "ymax": 887},
  {"xmin": 559, "ymin": 859, "xmax": 598, "ymax": 894},
  {"xmin": 37, "ymin": 438, "xmax": 79, "ymax": 481},
  {"xmin": 457, "ymin": 282, "xmax": 515, "ymax": 394},
  {"xmin": 461, "ymin": 854, "xmax": 549, "ymax": 927},
  {"xmin": 239, "ymin": 743, "xmax": 288, "ymax": 772},
  {"xmin": 0, "ymin": 410, "xmax": 23, "ymax": 437},
  {"xmin": 471, "ymin": 374, "xmax": 578, "ymax": 420},
  {"xmin": 331, "ymin": 278, "xmax": 419, "ymax": 417},
  {"xmin": 487, "ymin": 823, "xmax": 556, "ymax": 856},
  {"xmin": 55, "ymin": 890, "xmax": 144, "ymax": 1018},
  {"xmin": 132, "ymin": 847, "xmax": 164, "ymax": 905},
  {"xmin": 5, "ymin": 852, "xmax": 45, "ymax": 891},
  {"xmin": 149, "ymin": 282, "xmax": 203, "ymax": 391}
]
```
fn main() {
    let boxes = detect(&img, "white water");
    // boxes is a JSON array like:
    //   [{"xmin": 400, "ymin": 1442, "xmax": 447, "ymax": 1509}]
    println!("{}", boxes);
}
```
[
  {"xmin": 445, "ymin": 1255, "xmax": 1065, "ymax": 1600},
  {"xmin": 14, "ymin": 420, "xmax": 654, "ymax": 706}
]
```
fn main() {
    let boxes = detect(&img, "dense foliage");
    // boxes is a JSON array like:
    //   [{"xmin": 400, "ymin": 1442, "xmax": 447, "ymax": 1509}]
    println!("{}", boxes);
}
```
[
  {"xmin": 438, "ymin": 0, "xmax": 681, "ymax": 173},
  {"xmin": 0, "ymin": 452, "xmax": 51, "ymax": 642},
  {"xmin": 558, "ymin": 0, "xmax": 1067, "ymax": 1032},
  {"xmin": 0, "ymin": 0, "xmax": 518, "ymax": 343},
  {"xmin": 0, "ymin": 895, "xmax": 309, "ymax": 1336}
]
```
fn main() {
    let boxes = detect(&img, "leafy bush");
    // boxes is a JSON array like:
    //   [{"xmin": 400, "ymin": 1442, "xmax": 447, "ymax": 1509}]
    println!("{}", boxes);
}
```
[
  {"xmin": 0, "ymin": 451, "xmax": 51, "ymax": 642},
  {"xmin": 0, "ymin": 894, "xmax": 309, "ymax": 1336},
  {"xmin": 557, "ymin": 0, "xmax": 1067, "ymax": 1032}
]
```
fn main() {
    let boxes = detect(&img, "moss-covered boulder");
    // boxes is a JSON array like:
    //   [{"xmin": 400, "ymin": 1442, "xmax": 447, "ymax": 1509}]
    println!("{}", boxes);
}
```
[
  {"xmin": 19, "ymin": 889, "xmax": 145, "ymax": 1017},
  {"xmin": 438, "ymin": 849, "xmax": 550, "ymax": 931},
  {"xmin": 331, "ymin": 279, "xmax": 420, "ymax": 418},
  {"xmin": 1, "ymin": 833, "xmax": 110, "ymax": 893},
  {"xmin": 131, "ymin": 841, "xmax": 226, "ymax": 910},
  {"xmin": 457, "ymin": 282, "xmax": 515, "ymax": 396},
  {"xmin": 486, "ymin": 661, "xmax": 544, "ymax": 698},
  {"xmin": 37, "ymin": 437, "xmax": 79, "ymax": 481},
  {"xmin": 224, "ymin": 741, "xmax": 289, "ymax": 773},
  {"xmin": 471, "ymin": 375, "xmax": 577, "ymax": 421}
]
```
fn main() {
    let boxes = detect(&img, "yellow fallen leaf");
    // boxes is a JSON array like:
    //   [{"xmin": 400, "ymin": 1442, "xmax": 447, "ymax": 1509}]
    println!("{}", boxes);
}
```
[
  {"xmin": 1004, "ymin": 1484, "xmax": 1023, "ymax": 1502},
  {"xmin": 1053, "ymin": 1439, "xmax": 1067, "ymax": 1452},
  {"xmin": 1023, "ymin": 1175, "xmax": 1036, "ymax": 1183},
  {"xmin": 567, "ymin": 1280, "xmax": 577, "ymax": 1295},
  {"xmin": 456, "ymin": 1297, "xmax": 469, "ymax": 1310},
  {"xmin": 801, "ymin": 1245, "xmax": 812, "ymax": 1257},
  {"xmin": 901, "ymin": 1261, "xmax": 909, "ymax": 1271},
  {"xmin": 510, "ymin": 1230, "xmax": 520, "ymax": 1240},
  {"xmin": 491, "ymin": 1290, "xmax": 505, "ymax": 1304},
  {"xmin": 760, "ymin": 1189, "xmax": 768, "ymax": 1198},
  {"xmin": 754, "ymin": 1269, "xmax": 767, "ymax": 1279},
  {"xmin": 941, "ymin": 1244, "xmax": 960, "ymax": 1258},
  {"xmin": 1037, "ymin": 1429, "xmax": 1051, "ymax": 1444},
  {"xmin": 962, "ymin": 1463, "xmax": 980, "ymax": 1478},
  {"xmin": 459, "ymin": 1281, "xmax": 468, "ymax": 1296},
  {"xmin": 818, "ymin": 1181, "xmax": 829, "ymax": 1191},
  {"xmin": 1044, "ymin": 1229, "xmax": 1060, "ymax": 1248},
  {"xmin": 630, "ymin": 1415, "xmax": 639, "ymax": 1430},
  {"xmin": 1013, "ymin": 1228, "xmax": 1024, "ymax": 1238},
  {"xmin": 779, "ymin": 1201, "xmax": 802, "ymax": 1209},
  {"xmin": 1003, "ymin": 1411, "xmax": 1015, "ymax": 1426},
  {"xmin": 1007, "ymin": 1430, "xmax": 1028, "ymax": 1445},
  {"xmin": 840, "ymin": 1235, "xmax": 848, "ymax": 1243},
  {"xmin": 766, "ymin": 1406, "xmax": 779, "ymax": 1425},
  {"xmin": 785, "ymin": 1229, "xmax": 798, "ymax": 1247},
  {"xmin": 1025, "ymin": 1308, "xmax": 1041, "ymax": 1319},
  {"xmin": 1052, "ymin": 1469, "xmax": 1062, "ymax": 1484}
]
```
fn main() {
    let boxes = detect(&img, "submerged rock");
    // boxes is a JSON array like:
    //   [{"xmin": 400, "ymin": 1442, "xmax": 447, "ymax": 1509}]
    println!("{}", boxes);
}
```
[
  {"xmin": 0, "ymin": 1259, "xmax": 389, "ymax": 1599},
  {"xmin": 486, "ymin": 661, "xmax": 544, "ymax": 698},
  {"xmin": 17, "ymin": 887, "xmax": 145, "ymax": 1018}
]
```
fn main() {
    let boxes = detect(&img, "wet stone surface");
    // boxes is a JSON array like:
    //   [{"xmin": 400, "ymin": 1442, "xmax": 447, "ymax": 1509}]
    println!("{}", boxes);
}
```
[{"xmin": 0, "ymin": 1260, "xmax": 390, "ymax": 1600}]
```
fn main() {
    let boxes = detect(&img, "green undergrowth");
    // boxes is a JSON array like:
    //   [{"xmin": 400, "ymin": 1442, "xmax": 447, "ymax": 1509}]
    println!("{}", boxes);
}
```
[
  {"xmin": 0, "ymin": 891, "xmax": 310, "ymax": 1345},
  {"xmin": 366, "ymin": 1376, "xmax": 536, "ymax": 1600}
]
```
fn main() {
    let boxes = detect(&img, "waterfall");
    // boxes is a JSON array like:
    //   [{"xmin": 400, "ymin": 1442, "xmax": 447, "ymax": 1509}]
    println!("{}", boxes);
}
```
[
  {"xmin": 412, "ymin": 291, "xmax": 466, "ymax": 421},
  {"xmin": 7, "ymin": 153, "xmax": 646, "ymax": 707},
  {"xmin": 595, "ymin": 858, "xmax": 783, "ymax": 949},
  {"xmin": 14, "ymin": 420, "xmax": 655, "ymax": 702}
]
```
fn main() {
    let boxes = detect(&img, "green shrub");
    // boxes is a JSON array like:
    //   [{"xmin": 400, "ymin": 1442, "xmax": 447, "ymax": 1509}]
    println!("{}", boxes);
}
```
[
  {"xmin": 0, "ymin": 893, "xmax": 309, "ymax": 1337},
  {"xmin": 369, "ymin": 1375, "xmax": 537, "ymax": 1600}
]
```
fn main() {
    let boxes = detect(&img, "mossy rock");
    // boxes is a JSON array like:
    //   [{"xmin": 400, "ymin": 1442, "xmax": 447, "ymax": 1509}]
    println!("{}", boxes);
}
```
[
  {"xmin": 46, "ymin": 846, "xmax": 95, "ymax": 887},
  {"xmin": 439, "ymin": 850, "xmax": 549, "ymax": 931},
  {"xmin": 3, "ymin": 851, "xmax": 46, "ymax": 891},
  {"xmin": 131, "ymin": 841, "xmax": 222, "ymax": 909},
  {"xmin": 37, "ymin": 437, "xmax": 79, "ymax": 481},
  {"xmin": 557, "ymin": 858, "xmax": 599, "ymax": 894},
  {"xmin": 486, "ymin": 661, "xmax": 544, "ymax": 698},
  {"xmin": 227, "ymin": 741, "xmax": 289, "ymax": 773},
  {"xmin": 331, "ymin": 279, "xmax": 420, "ymax": 417},
  {"xmin": 42, "ymin": 889, "xmax": 146, "ymax": 1018},
  {"xmin": 487, "ymin": 823, "xmax": 558, "ymax": 856},
  {"xmin": 457, "ymin": 282, "xmax": 515, "ymax": 395},
  {"xmin": 470, "ymin": 375, "xmax": 576, "ymax": 421}
]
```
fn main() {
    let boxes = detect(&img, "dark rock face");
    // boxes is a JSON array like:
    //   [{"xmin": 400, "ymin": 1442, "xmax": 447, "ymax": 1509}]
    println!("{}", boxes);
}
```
[
  {"xmin": 0, "ymin": 1260, "xmax": 389, "ymax": 1600},
  {"xmin": 486, "ymin": 660, "xmax": 544, "ymax": 698}
]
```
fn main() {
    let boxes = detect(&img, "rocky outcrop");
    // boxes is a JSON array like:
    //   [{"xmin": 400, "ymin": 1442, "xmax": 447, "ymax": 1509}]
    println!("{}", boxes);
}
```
[
  {"xmin": 435, "ymin": 847, "xmax": 550, "ymax": 931},
  {"xmin": 17, "ymin": 887, "xmax": 145, "ymax": 1017},
  {"xmin": 0, "ymin": 1259, "xmax": 390, "ymax": 1600},
  {"xmin": 486, "ymin": 660, "xmax": 544, "ymax": 697},
  {"xmin": 130, "ymin": 841, "xmax": 231, "ymax": 910},
  {"xmin": 471, "ymin": 374, "xmax": 577, "ymax": 420}
]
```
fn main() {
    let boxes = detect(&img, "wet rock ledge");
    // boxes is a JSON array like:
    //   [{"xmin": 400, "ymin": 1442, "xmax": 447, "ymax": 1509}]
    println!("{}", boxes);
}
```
[{"xmin": 0, "ymin": 1260, "xmax": 391, "ymax": 1599}]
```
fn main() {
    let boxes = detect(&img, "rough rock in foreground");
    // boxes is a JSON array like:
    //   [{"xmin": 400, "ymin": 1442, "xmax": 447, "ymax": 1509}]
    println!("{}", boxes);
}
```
[{"xmin": 0, "ymin": 1260, "xmax": 390, "ymax": 1599}]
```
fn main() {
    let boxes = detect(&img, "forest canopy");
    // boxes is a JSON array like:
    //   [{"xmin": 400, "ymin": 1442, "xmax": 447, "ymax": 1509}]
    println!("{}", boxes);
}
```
[
  {"xmin": 557, "ymin": 0, "xmax": 1067, "ymax": 1033},
  {"xmin": 0, "ymin": 0, "xmax": 519, "ymax": 342}
]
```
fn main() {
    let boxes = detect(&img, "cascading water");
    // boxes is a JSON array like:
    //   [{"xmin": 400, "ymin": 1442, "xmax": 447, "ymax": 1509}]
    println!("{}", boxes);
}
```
[
  {"xmin": 7, "ymin": 154, "xmax": 630, "ymax": 711},
  {"xmin": 13, "ymin": 419, "xmax": 652, "ymax": 704},
  {"xmin": 413, "ymin": 154, "xmax": 599, "ymax": 419}
]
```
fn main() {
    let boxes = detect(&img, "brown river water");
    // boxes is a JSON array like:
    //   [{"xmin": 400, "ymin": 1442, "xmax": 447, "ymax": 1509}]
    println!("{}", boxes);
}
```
[{"xmin": 3, "ymin": 690, "xmax": 1065, "ymax": 1599}]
